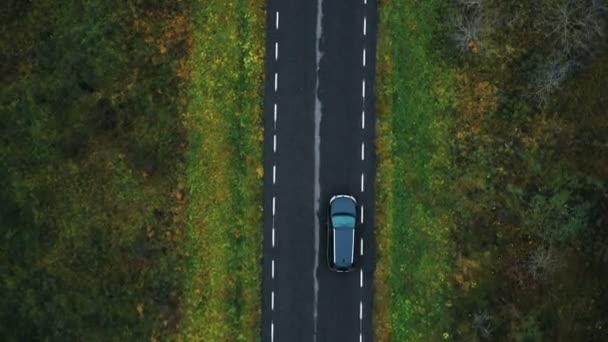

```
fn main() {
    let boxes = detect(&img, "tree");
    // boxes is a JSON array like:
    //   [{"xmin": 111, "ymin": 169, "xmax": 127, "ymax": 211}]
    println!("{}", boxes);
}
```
[
  {"xmin": 540, "ymin": 0, "xmax": 607, "ymax": 59},
  {"xmin": 452, "ymin": 9, "xmax": 481, "ymax": 53},
  {"xmin": 532, "ymin": 57, "xmax": 574, "ymax": 105},
  {"xmin": 526, "ymin": 245, "xmax": 564, "ymax": 280}
]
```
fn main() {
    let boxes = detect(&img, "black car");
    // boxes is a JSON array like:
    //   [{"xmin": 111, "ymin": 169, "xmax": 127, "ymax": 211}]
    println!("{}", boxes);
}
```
[{"xmin": 327, "ymin": 194, "xmax": 357, "ymax": 272}]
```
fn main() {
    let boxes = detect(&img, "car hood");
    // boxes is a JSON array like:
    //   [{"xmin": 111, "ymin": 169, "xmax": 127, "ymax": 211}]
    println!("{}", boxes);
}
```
[
  {"xmin": 330, "ymin": 197, "xmax": 356, "ymax": 216},
  {"xmin": 334, "ymin": 228, "xmax": 354, "ymax": 267}
]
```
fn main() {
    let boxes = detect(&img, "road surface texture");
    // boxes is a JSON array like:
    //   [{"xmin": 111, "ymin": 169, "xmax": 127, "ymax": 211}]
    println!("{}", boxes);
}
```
[{"xmin": 262, "ymin": 0, "xmax": 377, "ymax": 341}]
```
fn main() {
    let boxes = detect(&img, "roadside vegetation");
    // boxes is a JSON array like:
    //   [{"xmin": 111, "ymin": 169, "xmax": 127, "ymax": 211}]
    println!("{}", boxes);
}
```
[
  {"xmin": 375, "ymin": 0, "xmax": 608, "ymax": 340},
  {"xmin": 181, "ymin": 1, "xmax": 265, "ymax": 340},
  {"xmin": 1, "ymin": 0, "xmax": 264, "ymax": 340},
  {"xmin": 374, "ymin": 1, "xmax": 456, "ymax": 340}
]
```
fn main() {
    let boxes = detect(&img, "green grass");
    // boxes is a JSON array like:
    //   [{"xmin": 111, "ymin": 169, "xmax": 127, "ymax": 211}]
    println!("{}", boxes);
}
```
[
  {"xmin": 180, "ymin": 1, "xmax": 265, "ymax": 340},
  {"xmin": 0, "ymin": 1, "xmax": 190, "ymax": 339},
  {"xmin": 374, "ymin": 0, "xmax": 456, "ymax": 340},
  {"xmin": 1, "ymin": 1, "xmax": 266, "ymax": 340}
]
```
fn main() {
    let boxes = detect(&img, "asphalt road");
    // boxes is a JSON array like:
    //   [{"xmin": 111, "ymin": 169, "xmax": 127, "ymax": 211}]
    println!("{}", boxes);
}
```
[{"xmin": 262, "ymin": 0, "xmax": 377, "ymax": 341}]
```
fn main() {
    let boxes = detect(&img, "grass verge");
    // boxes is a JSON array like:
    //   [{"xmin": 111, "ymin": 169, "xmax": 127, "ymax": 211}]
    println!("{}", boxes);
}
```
[
  {"xmin": 375, "ymin": 0, "xmax": 608, "ymax": 339},
  {"xmin": 181, "ymin": 0, "xmax": 265, "ymax": 340},
  {"xmin": 374, "ymin": 0, "xmax": 455, "ymax": 340}
]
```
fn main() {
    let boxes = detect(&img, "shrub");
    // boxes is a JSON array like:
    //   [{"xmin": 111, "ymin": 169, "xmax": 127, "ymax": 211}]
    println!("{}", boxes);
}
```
[{"xmin": 524, "ymin": 177, "xmax": 593, "ymax": 243}]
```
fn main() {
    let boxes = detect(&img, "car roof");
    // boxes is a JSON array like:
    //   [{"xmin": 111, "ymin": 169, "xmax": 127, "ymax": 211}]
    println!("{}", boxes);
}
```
[{"xmin": 334, "ymin": 228, "xmax": 354, "ymax": 267}]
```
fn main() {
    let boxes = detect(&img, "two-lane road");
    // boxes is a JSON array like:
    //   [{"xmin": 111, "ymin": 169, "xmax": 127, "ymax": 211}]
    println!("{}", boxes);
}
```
[{"xmin": 262, "ymin": 0, "xmax": 377, "ymax": 341}]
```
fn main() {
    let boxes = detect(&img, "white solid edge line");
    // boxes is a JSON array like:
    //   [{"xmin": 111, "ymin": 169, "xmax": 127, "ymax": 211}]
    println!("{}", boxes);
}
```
[
  {"xmin": 363, "ymin": 17, "xmax": 367, "ymax": 36},
  {"xmin": 276, "ymin": 11, "xmax": 279, "ymax": 30},
  {"xmin": 271, "ymin": 321, "xmax": 275, "ymax": 342},
  {"xmin": 362, "ymin": 79, "xmax": 366, "ymax": 99},
  {"xmin": 360, "ymin": 205, "xmax": 364, "ymax": 224},
  {"xmin": 272, "ymin": 259, "xmax": 275, "ymax": 279},
  {"xmin": 273, "ymin": 104, "xmax": 277, "ymax": 128},
  {"xmin": 271, "ymin": 291, "xmax": 275, "ymax": 310},
  {"xmin": 274, "ymin": 72, "xmax": 278, "ymax": 91},
  {"xmin": 362, "ymin": 110, "xmax": 365, "ymax": 130},
  {"xmin": 272, "ymin": 196, "xmax": 276, "ymax": 216},
  {"xmin": 273, "ymin": 165, "xmax": 276, "ymax": 184},
  {"xmin": 275, "ymin": 42, "xmax": 278, "ymax": 61},
  {"xmin": 273, "ymin": 134, "xmax": 277, "ymax": 153},
  {"xmin": 361, "ymin": 142, "xmax": 365, "ymax": 161},
  {"xmin": 359, "ymin": 301, "xmax": 363, "ymax": 320},
  {"xmin": 363, "ymin": 48, "xmax": 366, "ymax": 67},
  {"xmin": 361, "ymin": 174, "xmax": 364, "ymax": 192},
  {"xmin": 360, "ymin": 269, "xmax": 363, "ymax": 288},
  {"xmin": 272, "ymin": 228, "xmax": 275, "ymax": 247},
  {"xmin": 361, "ymin": 237, "xmax": 364, "ymax": 256}
]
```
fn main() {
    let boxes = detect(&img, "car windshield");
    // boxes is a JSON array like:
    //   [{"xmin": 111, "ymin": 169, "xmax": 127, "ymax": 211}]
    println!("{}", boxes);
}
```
[{"xmin": 332, "ymin": 214, "xmax": 355, "ymax": 228}]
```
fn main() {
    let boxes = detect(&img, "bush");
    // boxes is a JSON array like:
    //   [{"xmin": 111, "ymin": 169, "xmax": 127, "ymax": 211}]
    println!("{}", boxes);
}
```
[{"xmin": 524, "ymin": 177, "xmax": 593, "ymax": 243}]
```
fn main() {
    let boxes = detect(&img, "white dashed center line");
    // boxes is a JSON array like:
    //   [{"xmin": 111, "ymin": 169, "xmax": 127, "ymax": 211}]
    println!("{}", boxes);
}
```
[
  {"xmin": 360, "ymin": 5, "xmax": 368, "ymax": 342},
  {"xmin": 360, "ymin": 173, "xmax": 365, "ymax": 192},
  {"xmin": 361, "ymin": 142, "xmax": 365, "ymax": 161},
  {"xmin": 362, "ymin": 110, "xmax": 365, "ymax": 129},
  {"xmin": 360, "ymin": 269, "xmax": 363, "ymax": 288},
  {"xmin": 271, "ymin": 291, "xmax": 275, "ymax": 310},
  {"xmin": 275, "ymin": 42, "xmax": 279, "ymax": 61},
  {"xmin": 270, "ymin": 9, "xmax": 279, "ymax": 342},
  {"xmin": 362, "ymin": 79, "xmax": 366, "ymax": 99},
  {"xmin": 271, "ymin": 321, "xmax": 275, "ymax": 342},
  {"xmin": 362, "ymin": 48, "xmax": 366, "ymax": 67},
  {"xmin": 360, "ymin": 238, "xmax": 364, "ymax": 256},
  {"xmin": 359, "ymin": 301, "xmax": 363, "ymax": 320},
  {"xmin": 360, "ymin": 205, "xmax": 364, "ymax": 224}
]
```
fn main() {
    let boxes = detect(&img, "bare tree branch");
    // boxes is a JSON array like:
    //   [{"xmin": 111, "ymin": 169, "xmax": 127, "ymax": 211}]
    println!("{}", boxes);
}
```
[
  {"xmin": 472, "ymin": 309, "xmax": 493, "ymax": 339},
  {"xmin": 532, "ymin": 57, "xmax": 574, "ymax": 106},
  {"xmin": 453, "ymin": 11, "xmax": 481, "ymax": 53},
  {"xmin": 457, "ymin": 0, "xmax": 482, "ymax": 9},
  {"xmin": 541, "ymin": 0, "xmax": 607, "ymax": 58},
  {"xmin": 527, "ymin": 245, "xmax": 564, "ymax": 281}
]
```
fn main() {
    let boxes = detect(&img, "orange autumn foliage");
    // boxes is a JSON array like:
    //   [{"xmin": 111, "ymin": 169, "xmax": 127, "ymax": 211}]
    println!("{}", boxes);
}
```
[{"xmin": 454, "ymin": 72, "xmax": 497, "ymax": 140}]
